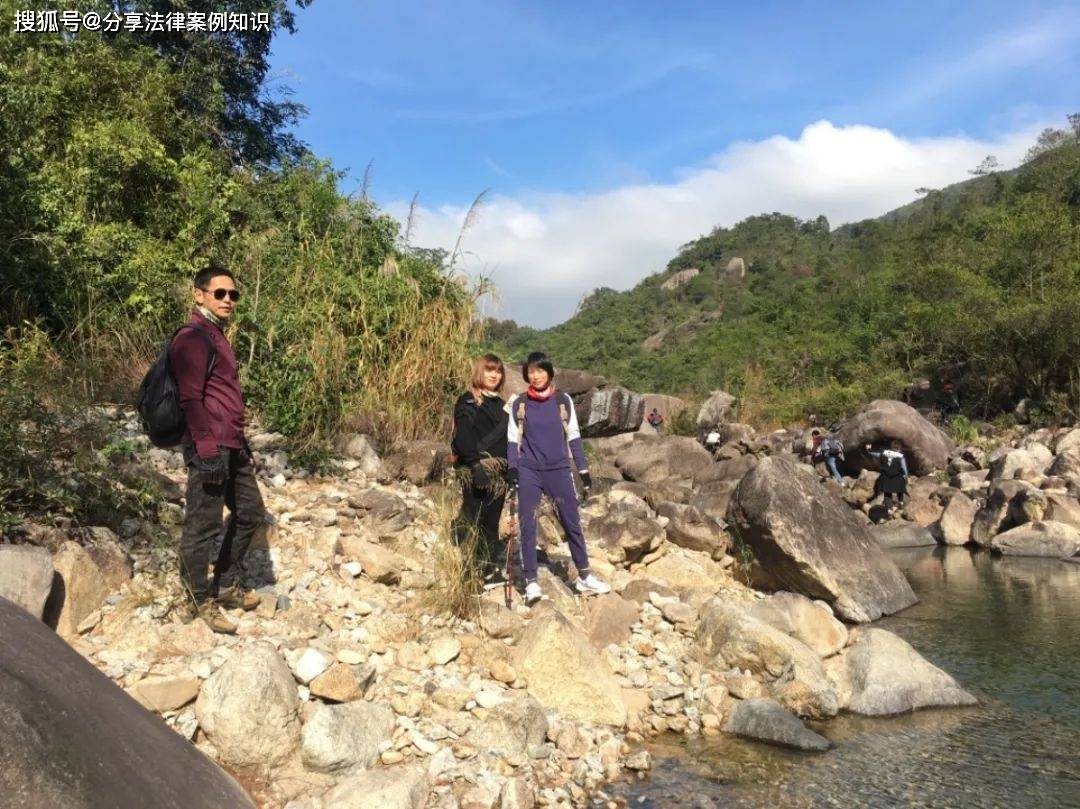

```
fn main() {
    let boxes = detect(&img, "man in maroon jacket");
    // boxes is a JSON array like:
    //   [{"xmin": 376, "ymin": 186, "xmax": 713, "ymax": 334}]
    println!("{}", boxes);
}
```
[{"xmin": 169, "ymin": 266, "xmax": 264, "ymax": 633}]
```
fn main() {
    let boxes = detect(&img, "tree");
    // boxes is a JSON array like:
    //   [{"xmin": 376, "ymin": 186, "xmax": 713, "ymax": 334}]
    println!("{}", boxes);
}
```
[
  {"xmin": 120, "ymin": 0, "xmax": 315, "ymax": 166},
  {"xmin": 969, "ymin": 155, "xmax": 999, "ymax": 176}
]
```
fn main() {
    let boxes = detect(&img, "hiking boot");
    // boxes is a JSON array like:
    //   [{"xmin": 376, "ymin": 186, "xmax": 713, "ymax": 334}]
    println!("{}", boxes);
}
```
[
  {"xmin": 216, "ymin": 585, "xmax": 260, "ymax": 611},
  {"xmin": 575, "ymin": 574, "xmax": 611, "ymax": 596},
  {"xmin": 189, "ymin": 602, "xmax": 237, "ymax": 634},
  {"xmin": 525, "ymin": 581, "xmax": 543, "ymax": 605}
]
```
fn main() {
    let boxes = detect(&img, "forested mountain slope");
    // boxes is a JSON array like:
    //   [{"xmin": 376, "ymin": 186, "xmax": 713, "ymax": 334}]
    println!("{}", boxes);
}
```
[{"xmin": 488, "ymin": 133, "xmax": 1080, "ymax": 424}]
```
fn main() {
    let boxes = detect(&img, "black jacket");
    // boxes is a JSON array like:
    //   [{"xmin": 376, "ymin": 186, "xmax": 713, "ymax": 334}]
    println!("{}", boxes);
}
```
[{"xmin": 452, "ymin": 392, "xmax": 508, "ymax": 466}]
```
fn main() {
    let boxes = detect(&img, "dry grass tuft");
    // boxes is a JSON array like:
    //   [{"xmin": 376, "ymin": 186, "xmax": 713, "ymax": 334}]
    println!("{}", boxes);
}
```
[{"xmin": 422, "ymin": 486, "xmax": 484, "ymax": 620}]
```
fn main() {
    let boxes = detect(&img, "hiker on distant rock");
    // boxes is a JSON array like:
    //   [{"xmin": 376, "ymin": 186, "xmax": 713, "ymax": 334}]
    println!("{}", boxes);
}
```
[
  {"xmin": 814, "ymin": 432, "xmax": 846, "ymax": 484},
  {"xmin": 507, "ymin": 352, "xmax": 611, "ymax": 604},
  {"xmin": 866, "ymin": 440, "xmax": 909, "ymax": 511},
  {"xmin": 451, "ymin": 354, "xmax": 509, "ymax": 588},
  {"xmin": 939, "ymin": 381, "xmax": 960, "ymax": 422},
  {"xmin": 704, "ymin": 429, "xmax": 722, "ymax": 456},
  {"xmin": 169, "ymin": 265, "xmax": 263, "ymax": 633},
  {"xmin": 646, "ymin": 407, "xmax": 664, "ymax": 433}
]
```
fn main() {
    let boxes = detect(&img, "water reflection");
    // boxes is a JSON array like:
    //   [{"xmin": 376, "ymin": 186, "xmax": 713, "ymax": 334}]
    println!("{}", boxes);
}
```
[{"xmin": 616, "ymin": 549, "xmax": 1080, "ymax": 808}]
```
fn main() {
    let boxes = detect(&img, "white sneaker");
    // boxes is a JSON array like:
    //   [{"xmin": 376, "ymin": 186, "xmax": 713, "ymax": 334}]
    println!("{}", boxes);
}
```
[
  {"xmin": 575, "ymin": 574, "xmax": 611, "ymax": 596},
  {"xmin": 525, "ymin": 581, "xmax": 543, "ymax": 605}
]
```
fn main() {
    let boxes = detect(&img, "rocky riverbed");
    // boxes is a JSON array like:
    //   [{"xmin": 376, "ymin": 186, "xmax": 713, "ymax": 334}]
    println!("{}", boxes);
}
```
[{"xmin": 3, "ymin": 395, "xmax": 1079, "ymax": 808}]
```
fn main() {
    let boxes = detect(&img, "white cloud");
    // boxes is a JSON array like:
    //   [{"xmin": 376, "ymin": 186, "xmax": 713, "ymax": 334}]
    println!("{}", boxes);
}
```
[{"xmin": 395, "ymin": 120, "xmax": 1044, "ymax": 328}]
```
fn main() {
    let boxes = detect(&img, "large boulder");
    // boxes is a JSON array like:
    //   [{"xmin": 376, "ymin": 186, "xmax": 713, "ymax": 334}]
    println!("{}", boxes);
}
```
[
  {"xmin": 746, "ymin": 592, "xmax": 848, "ymax": 658},
  {"xmin": 696, "ymin": 390, "xmax": 736, "ymax": 433},
  {"xmin": 724, "ymin": 698, "xmax": 831, "ymax": 752},
  {"xmin": 615, "ymin": 435, "xmax": 714, "ymax": 486},
  {"xmin": 379, "ymin": 441, "xmax": 448, "ymax": 486},
  {"xmin": 336, "ymin": 434, "xmax": 386, "ymax": 479},
  {"xmin": 301, "ymin": 701, "xmax": 395, "ymax": 773},
  {"xmin": 989, "ymin": 521, "xmax": 1080, "ymax": 558},
  {"xmin": 42, "ymin": 541, "xmax": 111, "ymax": 638},
  {"xmin": 514, "ymin": 605, "xmax": 627, "ymax": 726},
  {"xmin": 842, "ymin": 629, "xmax": 976, "ymax": 715},
  {"xmin": 348, "ymin": 489, "xmax": 412, "ymax": 537},
  {"xmin": 195, "ymin": 643, "xmax": 301, "ymax": 768},
  {"xmin": 970, "ymin": 480, "xmax": 1039, "ymax": 546},
  {"xmin": 1045, "ymin": 494, "xmax": 1080, "ymax": 530},
  {"xmin": 321, "ymin": 764, "xmax": 429, "ymax": 809},
  {"xmin": 582, "ymin": 499, "xmax": 665, "ymax": 567},
  {"xmin": 575, "ymin": 387, "xmax": 645, "ymax": 437},
  {"xmin": 695, "ymin": 599, "xmax": 839, "ymax": 718},
  {"xmin": 989, "ymin": 447, "xmax": 1052, "ymax": 482},
  {"xmin": 583, "ymin": 593, "xmax": 641, "ymax": 649},
  {"xmin": 933, "ymin": 492, "xmax": 977, "ymax": 546},
  {"xmin": 469, "ymin": 693, "xmax": 549, "ymax": 755},
  {"xmin": 640, "ymin": 393, "xmax": 688, "ymax": 425},
  {"xmin": 655, "ymin": 502, "xmax": 729, "ymax": 558},
  {"xmin": 837, "ymin": 400, "xmax": 954, "ymax": 475},
  {"xmin": 0, "ymin": 545, "xmax": 54, "ymax": 619},
  {"xmin": 726, "ymin": 457, "xmax": 917, "ymax": 622},
  {"xmin": 0, "ymin": 597, "xmax": 254, "ymax": 808}
]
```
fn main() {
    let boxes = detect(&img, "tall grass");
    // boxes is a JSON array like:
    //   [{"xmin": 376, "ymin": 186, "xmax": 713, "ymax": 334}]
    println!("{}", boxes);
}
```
[{"xmin": 422, "ymin": 484, "xmax": 484, "ymax": 619}]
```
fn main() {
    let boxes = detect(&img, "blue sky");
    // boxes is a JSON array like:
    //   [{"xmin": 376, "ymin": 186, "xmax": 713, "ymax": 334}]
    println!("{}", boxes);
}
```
[{"xmin": 270, "ymin": 1, "xmax": 1079, "ymax": 325}]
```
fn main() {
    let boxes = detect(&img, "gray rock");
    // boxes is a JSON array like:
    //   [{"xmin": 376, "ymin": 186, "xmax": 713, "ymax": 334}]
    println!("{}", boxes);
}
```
[
  {"xmin": 615, "ymin": 435, "xmax": 714, "ymax": 486},
  {"xmin": 723, "ymin": 698, "xmax": 831, "ymax": 752},
  {"xmin": 871, "ymin": 523, "xmax": 936, "ymax": 549},
  {"xmin": 747, "ymin": 592, "xmax": 848, "ymax": 658},
  {"xmin": 195, "ymin": 643, "xmax": 301, "ymax": 768},
  {"xmin": 696, "ymin": 390, "xmax": 737, "ymax": 433},
  {"xmin": 301, "ymin": 701, "xmax": 395, "ymax": 773},
  {"xmin": 990, "ymin": 521, "xmax": 1080, "ymax": 558},
  {"xmin": 0, "ymin": 545, "xmax": 53, "ymax": 619},
  {"xmin": 843, "ymin": 629, "xmax": 976, "ymax": 715},
  {"xmin": 0, "ymin": 596, "xmax": 254, "ymax": 808},
  {"xmin": 727, "ymin": 456, "xmax": 917, "ymax": 622},
  {"xmin": 574, "ymin": 386, "xmax": 645, "ymax": 437},
  {"xmin": 837, "ymin": 399, "xmax": 954, "ymax": 475},
  {"xmin": 348, "ymin": 489, "xmax": 411, "ymax": 536},
  {"xmin": 337, "ymin": 434, "xmax": 386, "ymax": 478},
  {"xmin": 656, "ymin": 502, "xmax": 729, "ymax": 558},
  {"xmin": 584, "ymin": 593, "xmax": 640, "ymax": 649},
  {"xmin": 696, "ymin": 599, "xmax": 839, "ymax": 718},
  {"xmin": 933, "ymin": 492, "xmax": 977, "ymax": 546},
  {"xmin": 470, "ymin": 693, "xmax": 549, "ymax": 755},
  {"xmin": 620, "ymin": 578, "xmax": 677, "ymax": 605},
  {"xmin": 478, "ymin": 600, "xmax": 524, "ymax": 639},
  {"xmin": 379, "ymin": 440, "xmax": 448, "ymax": 486},
  {"xmin": 321, "ymin": 764, "xmax": 429, "ymax": 809},
  {"xmin": 971, "ymin": 480, "xmax": 1039, "ymax": 545},
  {"xmin": 42, "ymin": 541, "xmax": 111, "ymax": 638}
]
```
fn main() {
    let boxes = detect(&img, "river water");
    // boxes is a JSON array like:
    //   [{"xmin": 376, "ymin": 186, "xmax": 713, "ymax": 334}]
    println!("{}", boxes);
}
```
[{"xmin": 616, "ymin": 548, "xmax": 1080, "ymax": 808}]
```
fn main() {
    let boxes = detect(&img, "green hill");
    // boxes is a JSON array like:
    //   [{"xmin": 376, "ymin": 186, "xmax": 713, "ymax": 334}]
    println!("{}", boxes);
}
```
[{"xmin": 487, "ymin": 131, "xmax": 1080, "ymax": 426}]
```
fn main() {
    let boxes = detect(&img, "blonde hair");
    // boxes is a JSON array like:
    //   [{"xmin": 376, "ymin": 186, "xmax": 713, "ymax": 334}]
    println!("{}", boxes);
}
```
[{"xmin": 471, "ymin": 353, "xmax": 505, "ymax": 394}]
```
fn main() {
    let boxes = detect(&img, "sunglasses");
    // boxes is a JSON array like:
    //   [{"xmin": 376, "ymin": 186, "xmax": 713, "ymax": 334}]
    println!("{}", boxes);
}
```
[{"xmin": 202, "ymin": 287, "xmax": 240, "ymax": 302}]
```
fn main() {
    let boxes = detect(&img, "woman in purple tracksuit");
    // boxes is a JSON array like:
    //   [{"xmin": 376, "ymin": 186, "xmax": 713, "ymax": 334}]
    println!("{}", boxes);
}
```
[{"xmin": 506, "ymin": 352, "xmax": 611, "ymax": 604}]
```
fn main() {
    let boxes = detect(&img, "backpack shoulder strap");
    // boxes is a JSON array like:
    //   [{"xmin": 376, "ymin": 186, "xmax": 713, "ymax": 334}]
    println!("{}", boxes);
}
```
[
  {"xmin": 515, "ymin": 398, "xmax": 527, "ymax": 440},
  {"xmin": 172, "ymin": 324, "xmax": 217, "ymax": 381}
]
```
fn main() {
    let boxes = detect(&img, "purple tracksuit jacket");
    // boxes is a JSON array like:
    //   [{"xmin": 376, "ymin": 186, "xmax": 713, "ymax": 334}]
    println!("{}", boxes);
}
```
[{"xmin": 507, "ymin": 390, "xmax": 591, "ymax": 582}]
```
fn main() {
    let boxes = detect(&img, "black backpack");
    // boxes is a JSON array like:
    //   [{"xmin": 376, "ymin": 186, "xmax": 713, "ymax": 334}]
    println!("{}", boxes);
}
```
[{"xmin": 136, "ymin": 326, "xmax": 216, "ymax": 448}]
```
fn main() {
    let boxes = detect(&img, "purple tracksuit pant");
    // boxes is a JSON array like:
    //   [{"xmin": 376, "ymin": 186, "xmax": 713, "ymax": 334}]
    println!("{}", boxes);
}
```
[{"xmin": 517, "ymin": 465, "xmax": 590, "ymax": 583}]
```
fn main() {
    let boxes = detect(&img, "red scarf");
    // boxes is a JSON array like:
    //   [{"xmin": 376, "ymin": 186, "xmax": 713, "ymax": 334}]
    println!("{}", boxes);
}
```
[{"xmin": 526, "ymin": 384, "xmax": 556, "ymax": 401}]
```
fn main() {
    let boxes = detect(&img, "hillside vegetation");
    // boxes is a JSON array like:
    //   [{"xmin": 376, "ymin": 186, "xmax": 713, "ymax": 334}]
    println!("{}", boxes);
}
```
[
  {"xmin": 489, "ymin": 124, "xmax": 1080, "ymax": 426},
  {"xmin": 0, "ymin": 1, "xmax": 480, "ymax": 530}
]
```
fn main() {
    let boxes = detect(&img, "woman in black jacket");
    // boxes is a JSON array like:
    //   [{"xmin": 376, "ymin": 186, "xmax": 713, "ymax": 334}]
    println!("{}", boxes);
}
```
[{"xmin": 451, "ymin": 353, "xmax": 510, "ymax": 584}]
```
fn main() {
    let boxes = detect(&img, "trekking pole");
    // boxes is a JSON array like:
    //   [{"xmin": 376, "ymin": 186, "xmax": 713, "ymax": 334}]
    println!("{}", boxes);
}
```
[{"xmin": 505, "ymin": 486, "xmax": 518, "ymax": 609}]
